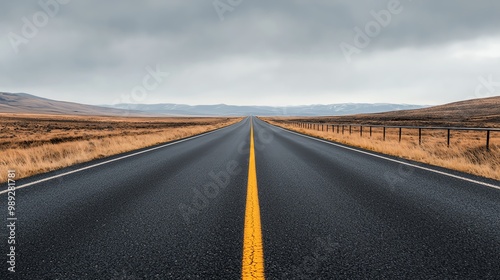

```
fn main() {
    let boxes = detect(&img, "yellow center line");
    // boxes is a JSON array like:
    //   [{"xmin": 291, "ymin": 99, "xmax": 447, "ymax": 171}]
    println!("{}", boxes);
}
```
[{"xmin": 242, "ymin": 119, "xmax": 265, "ymax": 280}]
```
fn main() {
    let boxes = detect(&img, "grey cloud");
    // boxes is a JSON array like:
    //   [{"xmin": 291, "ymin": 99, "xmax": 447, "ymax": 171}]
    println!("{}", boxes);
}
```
[{"xmin": 1, "ymin": 1, "xmax": 499, "ymax": 106}]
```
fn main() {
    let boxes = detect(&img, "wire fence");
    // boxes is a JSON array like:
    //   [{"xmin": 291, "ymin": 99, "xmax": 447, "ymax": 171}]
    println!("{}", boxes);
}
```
[{"xmin": 281, "ymin": 121, "xmax": 500, "ymax": 151}]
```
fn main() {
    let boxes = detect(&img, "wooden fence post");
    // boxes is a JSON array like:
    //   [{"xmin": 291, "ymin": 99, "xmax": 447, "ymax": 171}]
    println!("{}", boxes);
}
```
[
  {"xmin": 447, "ymin": 129, "xmax": 451, "ymax": 147},
  {"xmin": 486, "ymin": 130, "xmax": 490, "ymax": 151}
]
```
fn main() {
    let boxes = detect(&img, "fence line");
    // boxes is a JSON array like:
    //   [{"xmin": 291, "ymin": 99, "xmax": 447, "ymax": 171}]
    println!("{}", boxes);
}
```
[{"xmin": 281, "ymin": 121, "xmax": 500, "ymax": 151}]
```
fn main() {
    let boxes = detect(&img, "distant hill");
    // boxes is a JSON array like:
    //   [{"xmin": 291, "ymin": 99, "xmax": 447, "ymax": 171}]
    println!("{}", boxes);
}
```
[
  {"xmin": 1, "ymin": 92, "xmax": 496, "ymax": 127},
  {"xmin": 106, "ymin": 103, "xmax": 426, "ymax": 116},
  {"xmin": 0, "ymin": 92, "xmax": 142, "ymax": 116},
  {"xmin": 0, "ymin": 92, "xmax": 427, "ymax": 116},
  {"xmin": 290, "ymin": 96, "xmax": 500, "ymax": 127}
]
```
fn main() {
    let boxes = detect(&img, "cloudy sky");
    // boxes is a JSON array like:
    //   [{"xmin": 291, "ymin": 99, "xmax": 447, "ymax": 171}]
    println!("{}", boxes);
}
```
[{"xmin": 1, "ymin": 0, "xmax": 499, "ymax": 106}]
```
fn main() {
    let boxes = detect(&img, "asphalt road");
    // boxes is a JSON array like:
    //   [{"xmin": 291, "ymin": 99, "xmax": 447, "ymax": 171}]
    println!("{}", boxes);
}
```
[{"xmin": 1, "ymin": 116, "xmax": 500, "ymax": 279}]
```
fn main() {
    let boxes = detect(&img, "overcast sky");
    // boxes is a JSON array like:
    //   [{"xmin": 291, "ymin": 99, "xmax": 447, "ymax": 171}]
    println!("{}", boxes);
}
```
[{"xmin": 1, "ymin": 0, "xmax": 499, "ymax": 106}]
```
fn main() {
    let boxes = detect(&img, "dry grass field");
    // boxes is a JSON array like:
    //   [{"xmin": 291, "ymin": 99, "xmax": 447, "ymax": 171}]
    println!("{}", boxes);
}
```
[
  {"xmin": 0, "ymin": 114, "xmax": 241, "ymax": 182},
  {"xmin": 263, "ymin": 118, "xmax": 500, "ymax": 181},
  {"xmin": 262, "ymin": 97, "xmax": 500, "ymax": 180}
]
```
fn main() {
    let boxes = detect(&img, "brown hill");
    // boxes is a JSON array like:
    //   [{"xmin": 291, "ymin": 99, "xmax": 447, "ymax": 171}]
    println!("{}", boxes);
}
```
[
  {"xmin": 0, "ymin": 92, "xmax": 144, "ymax": 116},
  {"xmin": 288, "ymin": 96, "xmax": 500, "ymax": 128}
]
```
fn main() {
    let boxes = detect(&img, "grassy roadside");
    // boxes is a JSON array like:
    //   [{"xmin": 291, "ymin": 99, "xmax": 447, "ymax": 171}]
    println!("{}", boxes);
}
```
[
  {"xmin": 0, "ymin": 115, "xmax": 242, "ymax": 183},
  {"xmin": 263, "ymin": 118, "xmax": 500, "ymax": 181}
]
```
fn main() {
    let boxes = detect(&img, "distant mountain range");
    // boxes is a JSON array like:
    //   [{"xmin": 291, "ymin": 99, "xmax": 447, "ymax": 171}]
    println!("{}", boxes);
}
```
[
  {"xmin": 0, "ymin": 92, "xmax": 427, "ymax": 116},
  {"xmin": 106, "ymin": 103, "xmax": 427, "ymax": 116}
]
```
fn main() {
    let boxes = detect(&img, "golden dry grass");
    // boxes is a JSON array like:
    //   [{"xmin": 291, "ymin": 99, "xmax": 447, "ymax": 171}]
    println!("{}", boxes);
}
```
[
  {"xmin": 0, "ymin": 114, "xmax": 242, "ymax": 182},
  {"xmin": 264, "ymin": 119, "xmax": 500, "ymax": 181}
]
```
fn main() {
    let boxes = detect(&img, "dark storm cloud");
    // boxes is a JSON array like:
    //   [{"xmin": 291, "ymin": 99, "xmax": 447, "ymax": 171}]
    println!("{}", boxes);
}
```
[{"xmin": 1, "ymin": 0, "xmax": 499, "ymax": 105}]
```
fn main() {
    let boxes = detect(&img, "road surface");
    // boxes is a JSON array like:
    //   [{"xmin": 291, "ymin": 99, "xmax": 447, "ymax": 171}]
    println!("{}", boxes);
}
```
[{"xmin": 1, "ymin": 117, "xmax": 500, "ymax": 279}]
